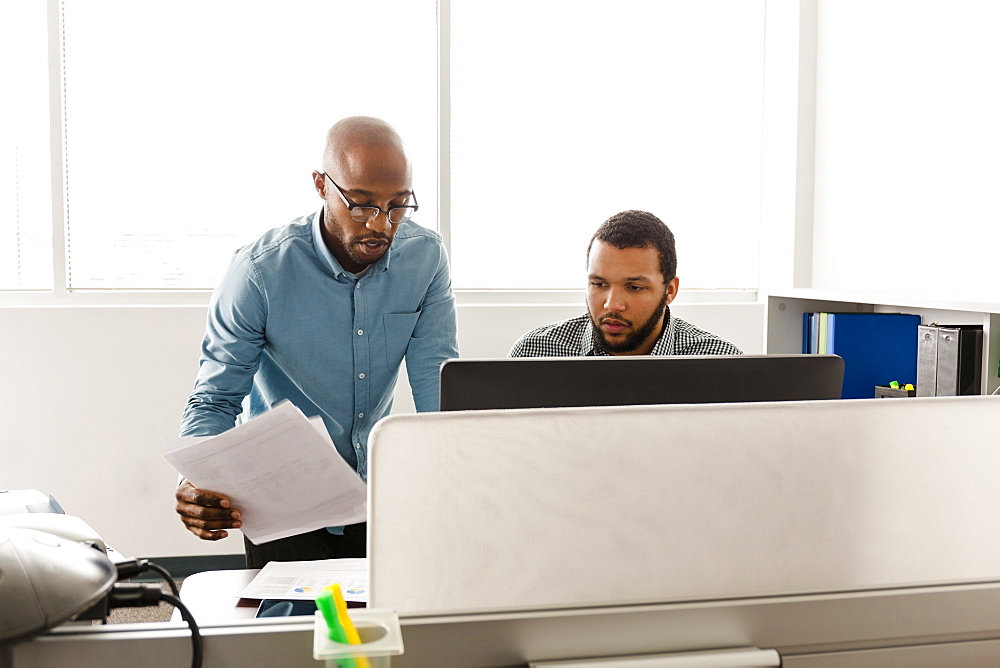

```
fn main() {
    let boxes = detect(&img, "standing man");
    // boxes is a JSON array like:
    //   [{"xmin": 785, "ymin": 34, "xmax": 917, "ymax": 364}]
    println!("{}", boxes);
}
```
[
  {"xmin": 510, "ymin": 210, "xmax": 740, "ymax": 357},
  {"xmin": 175, "ymin": 117, "xmax": 458, "ymax": 566}
]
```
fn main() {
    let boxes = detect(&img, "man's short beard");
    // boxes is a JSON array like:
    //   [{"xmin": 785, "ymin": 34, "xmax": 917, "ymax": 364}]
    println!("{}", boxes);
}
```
[
  {"xmin": 590, "ymin": 290, "xmax": 668, "ymax": 354},
  {"xmin": 345, "ymin": 232, "xmax": 391, "ymax": 266},
  {"xmin": 326, "ymin": 201, "xmax": 392, "ymax": 267}
]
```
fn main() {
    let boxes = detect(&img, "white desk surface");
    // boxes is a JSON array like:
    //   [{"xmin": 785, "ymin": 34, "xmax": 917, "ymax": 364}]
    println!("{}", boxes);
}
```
[{"xmin": 171, "ymin": 568, "xmax": 261, "ymax": 623}]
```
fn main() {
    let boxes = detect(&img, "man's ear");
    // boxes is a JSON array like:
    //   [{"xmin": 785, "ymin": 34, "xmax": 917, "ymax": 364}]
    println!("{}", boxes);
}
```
[
  {"xmin": 312, "ymin": 171, "xmax": 327, "ymax": 198},
  {"xmin": 665, "ymin": 276, "xmax": 680, "ymax": 305}
]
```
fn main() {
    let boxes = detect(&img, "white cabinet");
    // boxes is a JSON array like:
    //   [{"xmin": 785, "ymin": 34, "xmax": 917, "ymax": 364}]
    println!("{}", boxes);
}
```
[{"xmin": 765, "ymin": 289, "xmax": 1000, "ymax": 395}]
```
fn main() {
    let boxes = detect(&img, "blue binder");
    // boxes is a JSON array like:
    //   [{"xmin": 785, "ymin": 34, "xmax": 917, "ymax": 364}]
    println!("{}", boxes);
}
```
[{"xmin": 824, "ymin": 313, "xmax": 921, "ymax": 399}]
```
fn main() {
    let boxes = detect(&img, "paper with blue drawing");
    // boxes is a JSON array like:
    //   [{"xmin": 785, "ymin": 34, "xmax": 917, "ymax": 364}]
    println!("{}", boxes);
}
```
[{"xmin": 239, "ymin": 558, "xmax": 368, "ymax": 603}]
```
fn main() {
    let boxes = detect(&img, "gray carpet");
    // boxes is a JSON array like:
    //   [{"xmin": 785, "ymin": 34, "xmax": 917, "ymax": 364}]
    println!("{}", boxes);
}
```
[{"xmin": 95, "ymin": 580, "xmax": 184, "ymax": 625}]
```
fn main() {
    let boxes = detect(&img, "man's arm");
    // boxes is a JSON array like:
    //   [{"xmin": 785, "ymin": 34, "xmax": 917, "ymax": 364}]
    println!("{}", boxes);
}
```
[
  {"xmin": 176, "ymin": 253, "xmax": 266, "ymax": 540},
  {"xmin": 508, "ymin": 333, "xmax": 533, "ymax": 357},
  {"xmin": 180, "ymin": 253, "xmax": 267, "ymax": 436},
  {"xmin": 684, "ymin": 337, "xmax": 743, "ymax": 356},
  {"xmin": 508, "ymin": 318, "xmax": 581, "ymax": 358},
  {"xmin": 404, "ymin": 248, "xmax": 459, "ymax": 412}
]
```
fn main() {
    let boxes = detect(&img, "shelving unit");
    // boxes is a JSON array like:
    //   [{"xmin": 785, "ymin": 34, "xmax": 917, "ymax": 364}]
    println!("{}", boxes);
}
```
[{"xmin": 765, "ymin": 289, "xmax": 1000, "ymax": 395}]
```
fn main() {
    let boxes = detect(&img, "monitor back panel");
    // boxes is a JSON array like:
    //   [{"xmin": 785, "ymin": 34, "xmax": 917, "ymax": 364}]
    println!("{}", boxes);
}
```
[
  {"xmin": 439, "ymin": 354, "xmax": 845, "ymax": 411},
  {"xmin": 368, "ymin": 396, "xmax": 1000, "ymax": 615}
]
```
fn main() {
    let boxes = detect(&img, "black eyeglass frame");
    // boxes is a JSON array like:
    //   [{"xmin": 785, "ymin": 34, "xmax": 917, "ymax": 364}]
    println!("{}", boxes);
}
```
[{"xmin": 323, "ymin": 173, "xmax": 418, "ymax": 225}]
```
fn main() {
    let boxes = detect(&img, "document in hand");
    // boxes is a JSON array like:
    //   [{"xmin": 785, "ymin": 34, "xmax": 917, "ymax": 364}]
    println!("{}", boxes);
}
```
[{"xmin": 162, "ymin": 401, "xmax": 367, "ymax": 544}]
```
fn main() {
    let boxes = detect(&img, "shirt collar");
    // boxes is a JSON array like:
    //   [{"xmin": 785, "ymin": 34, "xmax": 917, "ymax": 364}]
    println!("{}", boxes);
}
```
[
  {"xmin": 311, "ymin": 209, "xmax": 392, "ymax": 279},
  {"xmin": 650, "ymin": 306, "xmax": 676, "ymax": 355},
  {"xmin": 582, "ymin": 306, "xmax": 675, "ymax": 356},
  {"xmin": 581, "ymin": 319, "xmax": 602, "ymax": 356}
]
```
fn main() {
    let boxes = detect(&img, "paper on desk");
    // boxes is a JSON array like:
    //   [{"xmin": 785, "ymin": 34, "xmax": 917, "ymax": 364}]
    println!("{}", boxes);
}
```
[
  {"xmin": 239, "ymin": 558, "xmax": 368, "ymax": 602},
  {"xmin": 162, "ymin": 401, "xmax": 367, "ymax": 544}
]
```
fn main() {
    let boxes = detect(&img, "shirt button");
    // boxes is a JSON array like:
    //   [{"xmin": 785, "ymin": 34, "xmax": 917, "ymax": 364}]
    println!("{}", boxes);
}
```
[
  {"xmin": 357, "ymin": 329, "xmax": 364, "ymax": 336},
  {"xmin": 358, "ymin": 412, "xmax": 365, "ymax": 418},
  {"xmin": 358, "ymin": 373, "xmax": 365, "ymax": 379}
]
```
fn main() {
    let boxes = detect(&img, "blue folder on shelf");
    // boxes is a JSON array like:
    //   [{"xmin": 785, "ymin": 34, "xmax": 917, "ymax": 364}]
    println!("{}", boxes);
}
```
[{"xmin": 803, "ymin": 313, "xmax": 921, "ymax": 399}]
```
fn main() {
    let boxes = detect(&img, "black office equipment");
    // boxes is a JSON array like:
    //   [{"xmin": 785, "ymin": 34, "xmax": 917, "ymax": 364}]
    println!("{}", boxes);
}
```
[{"xmin": 439, "ymin": 354, "xmax": 845, "ymax": 411}]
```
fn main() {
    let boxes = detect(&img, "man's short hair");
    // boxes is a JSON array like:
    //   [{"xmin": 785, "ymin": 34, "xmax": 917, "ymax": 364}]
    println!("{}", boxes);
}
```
[{"xmin": 587, "ymin": 210, "xmax": 677, "ymax": 283}]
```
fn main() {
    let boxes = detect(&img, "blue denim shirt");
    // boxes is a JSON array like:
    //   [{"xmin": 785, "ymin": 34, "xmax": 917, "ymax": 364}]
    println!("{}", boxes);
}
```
[{"xmin": 180, "ymin": 210, "xmax": 459, "ymax": 483}]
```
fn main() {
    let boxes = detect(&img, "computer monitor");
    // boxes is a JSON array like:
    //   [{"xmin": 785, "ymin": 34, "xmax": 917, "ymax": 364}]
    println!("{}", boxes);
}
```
[{"xmin": 439, "ymin": 354, "xmax": 844, "ymax": 411}]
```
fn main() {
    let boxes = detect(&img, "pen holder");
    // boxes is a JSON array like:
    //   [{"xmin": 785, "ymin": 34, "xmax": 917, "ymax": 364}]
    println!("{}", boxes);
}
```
[
  {"xmin": 875, "ymin": 385, "xmax": 916, "ymax": 398},
  {"xmin": 313, "ymin": 608, "xmax": 404, "ymax": 667}
]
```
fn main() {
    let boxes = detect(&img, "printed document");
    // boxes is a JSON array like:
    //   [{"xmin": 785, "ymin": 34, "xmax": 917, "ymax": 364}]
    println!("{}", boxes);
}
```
[
  {"xmin": 239, "ymin": 558, "xmax": 368, "ymax": 602},
  {"xmin": 162, "ymin": 401, "xmax": 367, "ymax": 544}
]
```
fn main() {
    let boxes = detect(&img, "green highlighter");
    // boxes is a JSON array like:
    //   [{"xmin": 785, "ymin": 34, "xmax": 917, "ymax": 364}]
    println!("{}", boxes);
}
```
[{"xmin": 316, "ymin": 589, "xmax": 356, "ymax": 668}]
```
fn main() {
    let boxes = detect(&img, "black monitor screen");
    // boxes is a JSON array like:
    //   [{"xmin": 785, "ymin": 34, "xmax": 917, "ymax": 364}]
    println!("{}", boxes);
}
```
[{"xmin": 439, "ymin": 354, "xmax": 845, "ymax": 411}]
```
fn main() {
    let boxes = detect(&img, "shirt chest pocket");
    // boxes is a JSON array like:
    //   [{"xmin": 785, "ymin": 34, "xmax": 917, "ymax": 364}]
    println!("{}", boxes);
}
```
[{"xmin": 383, "ymin": 311, "xmax": 420, "ymax": 368}]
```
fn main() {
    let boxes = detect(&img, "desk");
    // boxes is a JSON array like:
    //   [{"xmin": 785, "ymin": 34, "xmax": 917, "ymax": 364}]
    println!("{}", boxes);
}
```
[
  {"xmin": 174, "ymin": 568, "xmax": 365, "ymax": 624},
  {"xmin": 166, "ymin": 569, "xmax": 1000, "ymax": 667},
  {"xmin": 171, "ymin": 569, "xmax": 260, "ymax": 623}
]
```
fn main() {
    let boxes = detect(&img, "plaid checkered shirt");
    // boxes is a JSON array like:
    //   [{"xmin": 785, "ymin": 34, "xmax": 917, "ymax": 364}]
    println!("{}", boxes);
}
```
[{"xmin": 509, "ymin": 307, "xmax": 742, "ymax": 357}]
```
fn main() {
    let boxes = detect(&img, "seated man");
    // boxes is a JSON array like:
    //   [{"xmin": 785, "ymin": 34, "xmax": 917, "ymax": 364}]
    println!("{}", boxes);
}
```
[{"xmin": 510, "ymin": 210, "xmax": 741, "ymax": 357}]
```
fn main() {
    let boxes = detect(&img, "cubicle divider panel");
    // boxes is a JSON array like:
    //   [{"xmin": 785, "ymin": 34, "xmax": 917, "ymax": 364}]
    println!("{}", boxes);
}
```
[{"xmin": 367, "ymin": 396, "xmax": 1000, "ymax": 615}]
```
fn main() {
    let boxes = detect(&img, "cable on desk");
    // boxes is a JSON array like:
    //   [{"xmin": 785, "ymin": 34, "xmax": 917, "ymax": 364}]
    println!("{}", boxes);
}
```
[
  {"xmin": 107, "ymin": 584, "xmax": 203, "ymax": 668},
  {"xmin": 162, "ymin": 593, "xmax": 203, "ymax": 668},
  {"xmin": 145, "ymin": 561, "xmax": 181, "ymax": 597},
  {"xmin": 114, "ymin": 558, "xmax": 181, "ymax": 597}
]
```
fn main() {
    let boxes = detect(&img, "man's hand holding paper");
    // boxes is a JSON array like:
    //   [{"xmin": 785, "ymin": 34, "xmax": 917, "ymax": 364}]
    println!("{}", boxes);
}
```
[
  {"xmin": 163, "ymin": 402, "xmax": 368, "ymax": 544},
  {"xmin": 174, "ymin": 482, "xmax": 241, "ymax": 541}
]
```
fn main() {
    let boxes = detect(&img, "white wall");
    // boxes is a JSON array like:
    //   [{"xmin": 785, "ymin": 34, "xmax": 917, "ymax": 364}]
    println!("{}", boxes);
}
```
[
  {"xmin": 809, "ymin": 1, "xmax": 1000, "ymax": 304},
  {"xmin": 0, "ymin": 297, "xmax": 762, "ymax": 558}
]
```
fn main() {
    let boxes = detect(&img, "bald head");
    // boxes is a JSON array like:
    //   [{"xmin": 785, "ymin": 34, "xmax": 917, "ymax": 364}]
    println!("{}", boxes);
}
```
[
  {"xmin": 312, "ymin": 117, "xmax": 415, "ymax": 272},
  {"xmin": 322, "ymin": 116, "xmax": 410, "ymax": 183}
]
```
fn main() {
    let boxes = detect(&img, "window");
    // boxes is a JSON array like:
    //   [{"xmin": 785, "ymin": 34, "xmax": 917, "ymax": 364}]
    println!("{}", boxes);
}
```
[
  {"xmin": 59, "ymin": 0, "xmax": 436, "ymax": 289},
  {"xmin": 4, "ymin": 1, "xmax": 766, "ymax": 295},
  {"xmin": 0, "ymin": 0, "xmax": 52, "ymax": 290},
  {"xmin": 450, "ymin": 1, "xmax": 766, "ymax": 290}
]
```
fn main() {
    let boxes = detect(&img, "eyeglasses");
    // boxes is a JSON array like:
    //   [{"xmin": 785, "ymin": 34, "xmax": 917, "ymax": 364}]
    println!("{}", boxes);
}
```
[{"xmin": 323, "ymin": 173, "xmax": 418, "ymax": 225}]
